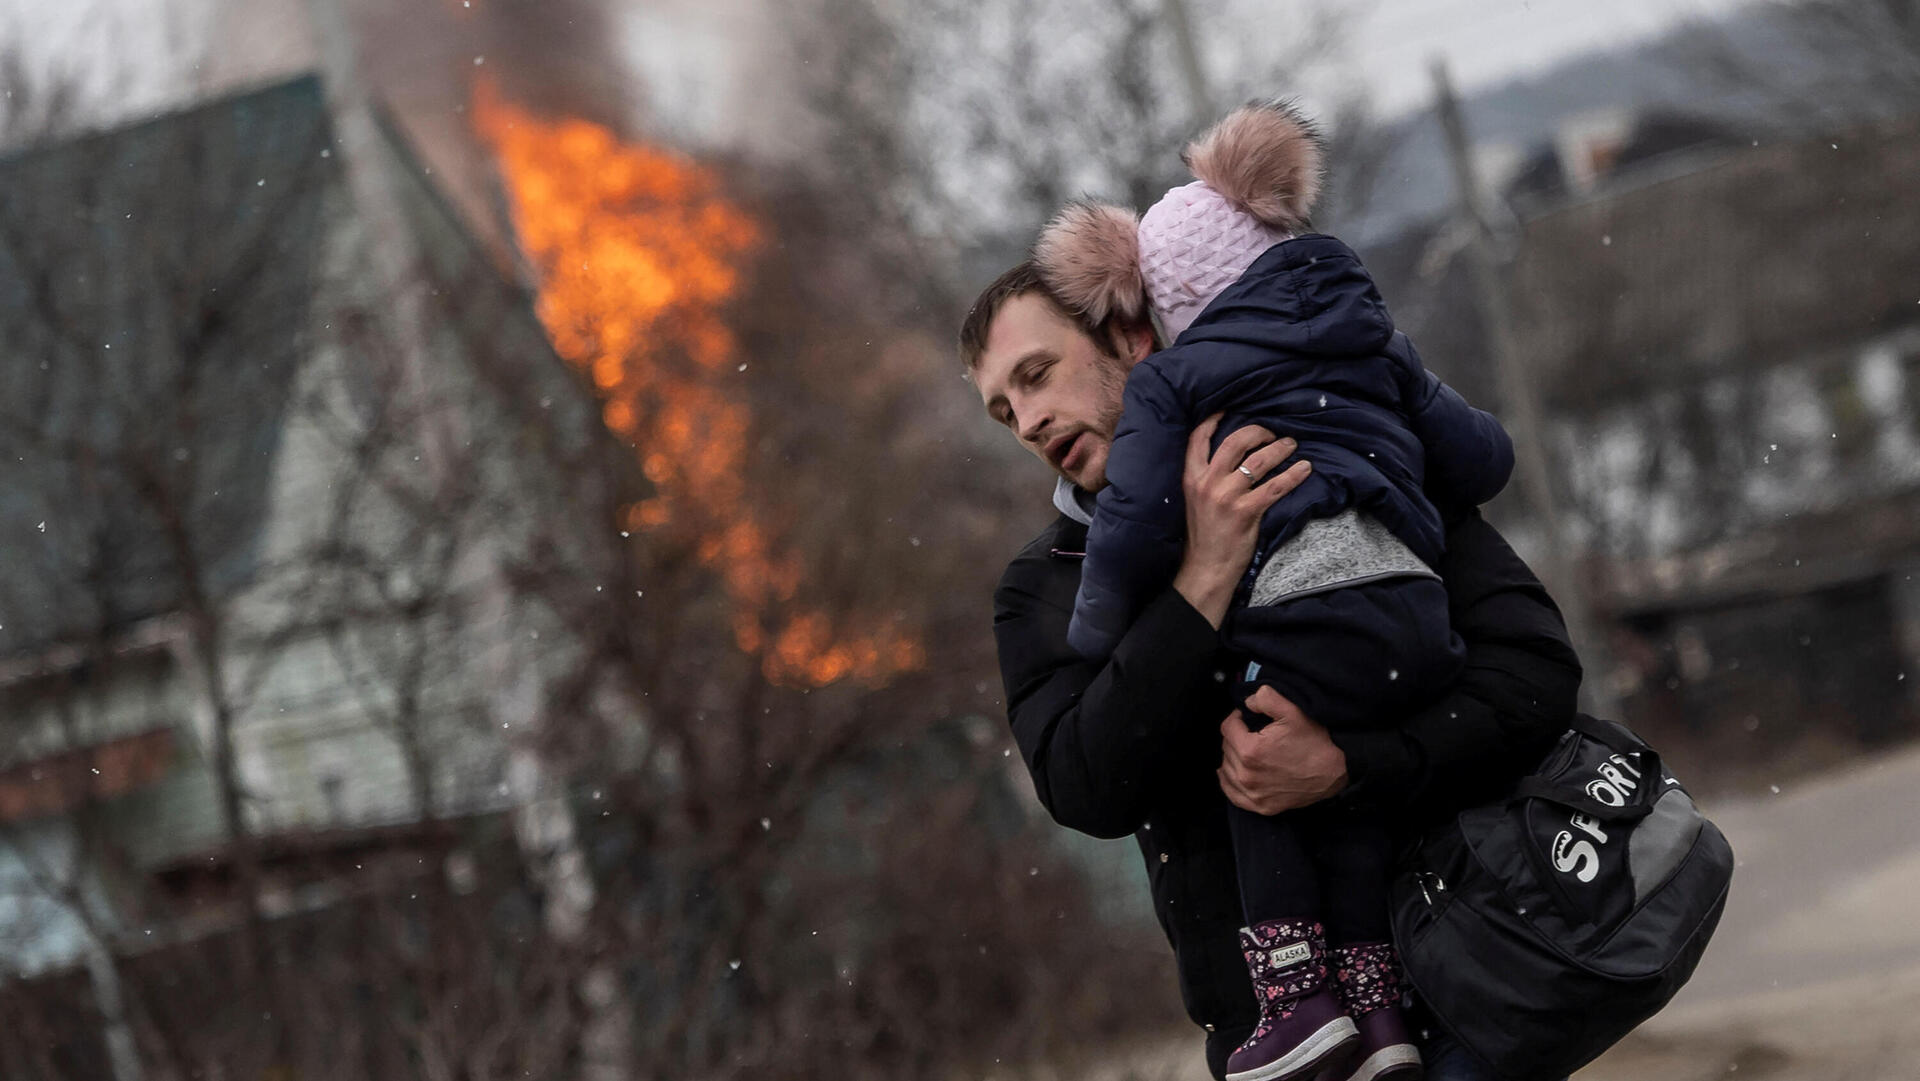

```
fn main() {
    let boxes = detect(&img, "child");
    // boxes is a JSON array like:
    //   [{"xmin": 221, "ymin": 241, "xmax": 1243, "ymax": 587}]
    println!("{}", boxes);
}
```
[{"xmin": 1034, "ymin": 102, "xmax": 1514, "ymax": 1081}]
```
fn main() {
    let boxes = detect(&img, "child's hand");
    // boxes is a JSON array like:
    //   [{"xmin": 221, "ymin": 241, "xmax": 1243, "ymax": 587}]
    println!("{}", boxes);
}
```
[{"xmin": 1171, "ymin": 415, "xmax": 1309, "ymax": 628}]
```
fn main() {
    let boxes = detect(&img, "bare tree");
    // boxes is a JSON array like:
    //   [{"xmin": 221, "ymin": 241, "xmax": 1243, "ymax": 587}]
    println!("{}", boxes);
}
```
[
  {"xmin": 0, "ymin": 47, "xmax": 590, "ymax": 1076},
  {"xmin": 462, "ymin": 68, "xmax": 1204, "ymax": 1075},
  {"xmin": 0, "ymin": 18, "xmax": 1215, "ymax": 1081},
  {"xmin": 0, "ymin": 47, "xmax": 81, "ymax": 149},
  {"xmin": 789, "ymin": 0, "xmax": 1376, "ymax": 307},
  {"xmin": 1663, "ymin": 0, "xmax": 1920, "ymax": 128}
]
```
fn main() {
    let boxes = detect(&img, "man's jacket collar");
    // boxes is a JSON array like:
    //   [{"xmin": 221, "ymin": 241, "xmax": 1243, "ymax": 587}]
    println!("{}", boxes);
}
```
[{"xmin": 1052, "ymin": 476, "xmax": 1096, "ymax": 526}]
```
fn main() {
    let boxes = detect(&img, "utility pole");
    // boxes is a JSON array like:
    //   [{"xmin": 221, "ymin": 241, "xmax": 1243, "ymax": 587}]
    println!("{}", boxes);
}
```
[
  {"xmin": 1161, "ymin": 0, "xmax": 1215, "ymax": 130},
  {"xmin": 1429, "ymin": 58, "xmax": 1618, "ymax": 718}
]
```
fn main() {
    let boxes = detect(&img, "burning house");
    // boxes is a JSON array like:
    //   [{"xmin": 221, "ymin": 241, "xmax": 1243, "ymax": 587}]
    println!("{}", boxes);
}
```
[
  {"xmin": 472, "ymin": 83, "xmax": 921, "ymax": 686},
  {"xmin": 0, "ymin": 0, "xmax": 1204, "ymax": 1071},
  {"xmin": 0, "ymin": 70, "xmax": 591, "ymax": 982},
  {"xmin": 0, "ymin": 11, "xmax": 966, "ymax": 1070}
]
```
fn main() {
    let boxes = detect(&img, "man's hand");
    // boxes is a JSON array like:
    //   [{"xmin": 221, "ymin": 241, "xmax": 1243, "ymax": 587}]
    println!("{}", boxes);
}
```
[
  {"xmin": 1171, "ymin": 416, "xmax": 1310, "ymax": 628},
  {"xmin": 1218, "ymin": 686, "xmax": 1350, "ymax": 815}
]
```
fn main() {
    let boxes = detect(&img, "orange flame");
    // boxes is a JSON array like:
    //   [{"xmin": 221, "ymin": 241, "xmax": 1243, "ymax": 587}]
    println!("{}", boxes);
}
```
[{"xmin": 474, "ymin": 82, "xmax": 922, "ymax": 687}]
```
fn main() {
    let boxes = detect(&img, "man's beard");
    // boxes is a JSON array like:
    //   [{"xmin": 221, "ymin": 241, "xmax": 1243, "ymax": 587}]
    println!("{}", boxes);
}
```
[
  {"xmin": 1077, "ymin": 350, "xmax": 1132, "ymax": 489},
  {"xmin": 1093, "ymin": 354, "xmax": 1128, "ymax": 434}
]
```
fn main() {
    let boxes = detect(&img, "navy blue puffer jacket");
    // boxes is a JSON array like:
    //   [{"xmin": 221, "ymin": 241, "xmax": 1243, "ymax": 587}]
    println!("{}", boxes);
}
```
[{"xmin": 1068, "ymin": 234, "xmax": 1514, "ymax": 658}]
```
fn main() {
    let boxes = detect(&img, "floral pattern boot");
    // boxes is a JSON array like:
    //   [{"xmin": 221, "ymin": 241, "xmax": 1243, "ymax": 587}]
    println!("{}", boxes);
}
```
[
  {"xmin": 1330, "ymin": 942, "xmax": 1422, "ymax": 1081},
  {"xmin": 1225, "ymin": 919, "xmax": 1360, "ymax": 1081}
]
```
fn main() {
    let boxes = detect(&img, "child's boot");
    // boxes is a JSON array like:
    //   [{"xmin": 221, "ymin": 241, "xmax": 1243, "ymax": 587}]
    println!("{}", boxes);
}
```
[
  {"xmin": 1330, "ymin": 942, "xmax": 1422, "ymax": 1081},
  {"xmin": 1225, "ymin": 919, "xmax": 1359, "ymax": 1081}
]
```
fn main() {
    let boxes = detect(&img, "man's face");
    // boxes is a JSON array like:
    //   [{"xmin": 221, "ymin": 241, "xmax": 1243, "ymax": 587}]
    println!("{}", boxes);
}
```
[{"xmin": 973, "ymin": 292, "xmax": 1146, "ymax": 491}]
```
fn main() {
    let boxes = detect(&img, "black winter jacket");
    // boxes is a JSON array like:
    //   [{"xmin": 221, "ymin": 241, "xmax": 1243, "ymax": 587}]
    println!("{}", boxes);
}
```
[{"xmin": 993, "ymin": 508, "xmax": 1580, "ymax": 1079}]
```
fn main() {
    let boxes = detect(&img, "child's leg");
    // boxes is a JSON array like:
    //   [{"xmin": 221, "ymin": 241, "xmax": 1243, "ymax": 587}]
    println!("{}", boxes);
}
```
[
  {"xmin": 1223, "ymin": 807, "xmax": 1360, "ymax": 1081},
  {"xmin": 1228, "ymin": 804, "xmax": 1319, "ymax": 927},
  {"xmin": 1306, "ymin": 809, "xmax": 1421, "ymax": 1080},
  {"xmin": 1303, "ymin": 808, "xmax": 1392, "ymax": 945}
]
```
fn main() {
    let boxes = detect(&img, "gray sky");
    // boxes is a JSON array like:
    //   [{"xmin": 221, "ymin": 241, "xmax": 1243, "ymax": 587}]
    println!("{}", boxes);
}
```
[
  {"xmin": 3, "ymin": 0, "xmax": 1771, "ymax": 136},
  {"xmin": 1222, "ymin": 0, "xmax": 1766, "ymax": 117}
]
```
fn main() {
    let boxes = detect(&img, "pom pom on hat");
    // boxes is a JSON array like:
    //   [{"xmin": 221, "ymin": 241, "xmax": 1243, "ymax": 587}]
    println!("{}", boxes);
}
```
[
  {"xmin": 1031, "ymin": 102, "xmax": 1328, "ymax": 343},
  {"xmin": 1184, "ymin": 100, "xmax": 1324, "ymax": 233},
  {"xmin": 1033, "ymin": 200, "xmax": 1147, "ymax": 326}
]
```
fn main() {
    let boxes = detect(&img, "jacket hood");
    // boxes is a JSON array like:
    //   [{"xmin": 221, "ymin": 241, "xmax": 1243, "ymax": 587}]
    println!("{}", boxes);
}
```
[{"xmin": 1174, "ymin": 234, "xmax": 1395, "ymax": 357}]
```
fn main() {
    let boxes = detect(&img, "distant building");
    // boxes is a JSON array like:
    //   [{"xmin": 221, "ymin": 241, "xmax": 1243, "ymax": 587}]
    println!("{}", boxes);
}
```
[
  {"xmin": 1367, "ymin": 112, "xmax": 1920, "ymax": 774},
  {"xmin": 1507, "ymin": 114, "xmax": 1920, "ymax": 765},
  {"xmin": 0, "ymin": 73, "xmax": 592, "ymax": 990}
]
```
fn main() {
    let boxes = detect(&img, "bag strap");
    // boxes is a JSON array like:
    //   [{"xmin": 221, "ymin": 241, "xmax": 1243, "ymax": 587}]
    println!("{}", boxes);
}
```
[
  {"xmin": 1508, "ymin": 715, "xmax": 1664, "ymax": 822},
  {"xmin": 1508, "ymin": 776, "xmax": 1656, "ymax": 822},
  {"xmin": 1564, "ymin": 713, "xmax": 1646, "ymax": 756}
]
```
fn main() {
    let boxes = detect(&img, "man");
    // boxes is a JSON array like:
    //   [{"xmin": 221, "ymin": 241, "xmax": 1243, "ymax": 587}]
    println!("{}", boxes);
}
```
[{"xmin": 964, "ymin": 261, "xmax": 1580, "ymax": 1081}]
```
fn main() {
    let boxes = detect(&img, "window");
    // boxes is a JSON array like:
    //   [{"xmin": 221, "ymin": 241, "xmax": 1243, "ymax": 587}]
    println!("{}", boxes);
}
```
[{"xmin": 1818, "ymin": 363, "xmax": 1872, "ymax": 461}]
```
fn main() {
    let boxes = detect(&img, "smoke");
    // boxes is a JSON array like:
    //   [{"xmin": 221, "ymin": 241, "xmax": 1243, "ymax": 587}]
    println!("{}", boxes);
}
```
[
  {"xmin": 301, "ymin": 0, "xmax": 634, "ymax": 254},
  {"xmin": 352, "ymin": 0, "xmax": 635, "ymax": 133}
]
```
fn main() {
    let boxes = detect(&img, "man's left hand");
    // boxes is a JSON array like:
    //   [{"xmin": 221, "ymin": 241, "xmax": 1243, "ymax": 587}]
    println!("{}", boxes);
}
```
[{"xmin": 1217, "ymin": 686, "xmax": 1350, "ymax": 815}]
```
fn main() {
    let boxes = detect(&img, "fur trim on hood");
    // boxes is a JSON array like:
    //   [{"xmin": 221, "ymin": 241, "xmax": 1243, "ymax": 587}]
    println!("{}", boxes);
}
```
[
  {"xmin": 1183, "ymin": 100, "xmax": 1324, "ymax": 233},
  {"xmin": 1032, "ymin": 200, "xmax": 1146, "ymax": 326}
]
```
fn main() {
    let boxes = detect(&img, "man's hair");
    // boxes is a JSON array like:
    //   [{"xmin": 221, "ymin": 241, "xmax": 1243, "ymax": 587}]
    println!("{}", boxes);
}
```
[{"xmin": 957, "ymin": 259, "xmax": 1120, "ymax": 371}]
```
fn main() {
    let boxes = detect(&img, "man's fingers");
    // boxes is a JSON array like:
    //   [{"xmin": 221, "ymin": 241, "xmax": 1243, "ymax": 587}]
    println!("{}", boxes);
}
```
[
  {"xmin": 1221, "ymin": 691, "xmax": 1334, "ymax": 816},
  {"xmin": 1237, "ymin": 435, "xmax": 1298, "ymax": 479},
  {"xmin": 1220, "ymin": 734, "xmax": 1246, "ymax": 777},
  {"xmin": 1186, "ymin": 414, "xmax": 1224, "ymax": 476},
  {"xmin": 1220, "ymin": 711, "xmax": 1255, "ymax": 775},
  {"xmin": 1243, "ymin": 459, "xmax": 1312, "ymax": 511},
  {"xmin": 1218, "ymin": 765, "xmax": 1259, "ymax": 813},
  {"xmin": 1214, "ymin": 423, "xmax": 1277, "ymax": 464},
  {"xmin": 1218, "ymin": 749, "xmax": 1243, "ymax": 787},
  {"xmin": 1210, "ymin": 423, "xmax": 1277, "ymax": 475},
  {"xmin": 1220, "ymin": 766, "xmax": 1276, "ymax": 816},
  {"xmin": 1220, "ymin": 710, "xmax": 1256, "ymax": 749},
  {"xmin": 1243, "ymin": 685, "xmax": 1301, "ymax": 725}
]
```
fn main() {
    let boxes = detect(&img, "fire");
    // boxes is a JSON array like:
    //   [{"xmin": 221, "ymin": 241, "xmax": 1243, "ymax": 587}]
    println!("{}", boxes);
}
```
[{"xmin": 474, "ymin": 82, "xmax": 921, "ymax": 687}]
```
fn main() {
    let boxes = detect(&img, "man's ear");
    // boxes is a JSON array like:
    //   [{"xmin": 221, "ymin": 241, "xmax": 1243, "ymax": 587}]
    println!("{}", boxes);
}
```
[{"xmin": 1111, "ymin": 320, "xmax": 1157, "ymax": 365}]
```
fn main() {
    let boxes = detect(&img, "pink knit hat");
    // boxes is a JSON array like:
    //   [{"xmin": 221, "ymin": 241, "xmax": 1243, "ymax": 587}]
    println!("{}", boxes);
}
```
[
  {"xmin": 1034, "ymin": 102, "xmax": 1325, "ymax": 343},
  {"xmin": 1138, "ymin": 181, "xmax": 1292, "ymax": 341}
]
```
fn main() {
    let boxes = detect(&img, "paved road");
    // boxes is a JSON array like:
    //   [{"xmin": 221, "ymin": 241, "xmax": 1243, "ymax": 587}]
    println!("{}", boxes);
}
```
[
  {"xmin": 1671, "ymin": 742, "xmax": 1920, "ymax": 1002},
  {"xmin": 1579, "ymin": 743, "xmax": 1920, "ymax": 1081},
  {"xmin": 1015, "ymin": 746, "xmax": 1920, "ymax": 1081}
]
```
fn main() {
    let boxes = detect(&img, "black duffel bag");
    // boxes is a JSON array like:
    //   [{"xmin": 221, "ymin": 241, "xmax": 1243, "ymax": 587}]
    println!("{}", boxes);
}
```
[{"xmin": 1390, "ymin": 713, "xmax": 1733, "ymax": 1081}]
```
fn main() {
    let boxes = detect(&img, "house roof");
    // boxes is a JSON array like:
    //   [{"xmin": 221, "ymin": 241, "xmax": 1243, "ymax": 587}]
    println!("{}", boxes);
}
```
[
  {"xmin": 0, "ymin": 76, "xmax": 338, "ymax": 660},
  {"xmin": 1344, "ymin": 1, "xmax": 1913, "ymax": 245},
  {"xmin": 1591, "ymin": 483, "xmax": 1920, "ymax": 617},
  {"xmin": 1507, "ymin": 116, "xmax": 1920, "ymax": 410}
]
